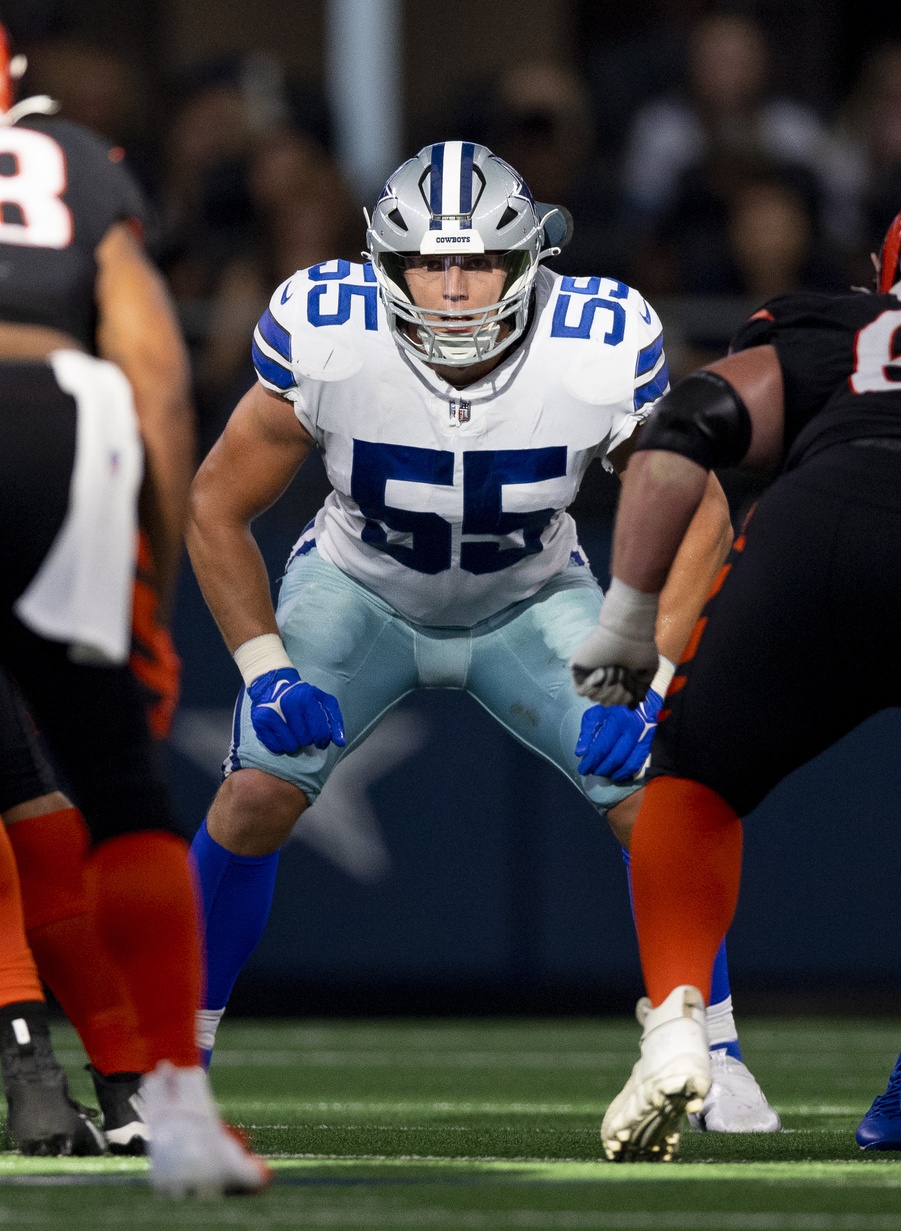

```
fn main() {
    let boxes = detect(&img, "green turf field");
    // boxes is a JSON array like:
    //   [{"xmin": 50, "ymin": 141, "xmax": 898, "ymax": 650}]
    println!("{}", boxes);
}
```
[{"xmin": 2, "ymin": 1017, "xmax": 901, "ymax": 1230}]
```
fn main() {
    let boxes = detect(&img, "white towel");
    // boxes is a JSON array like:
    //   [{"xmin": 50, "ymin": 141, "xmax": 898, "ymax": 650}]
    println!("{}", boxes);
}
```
[{"xmin": 14, "ymin": 350, "xmax": 143, "ymax": 665}]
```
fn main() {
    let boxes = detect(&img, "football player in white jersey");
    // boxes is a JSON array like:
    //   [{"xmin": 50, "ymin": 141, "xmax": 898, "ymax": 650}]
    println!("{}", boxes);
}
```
[{"xmin": 187, "ymin": 142, "xmax": 778, "ymax": 1134}]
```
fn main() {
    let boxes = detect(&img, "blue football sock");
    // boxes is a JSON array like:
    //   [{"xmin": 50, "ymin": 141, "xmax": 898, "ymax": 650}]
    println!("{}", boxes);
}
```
[
  {"xmin": 709, "ymin": 931, "xmax": 732, "ymax": 1006},
  {"xmin": 190, "ymin": 818, "xmax": 280, "ymax": 1035},
  {"xmin": 620, "ymin": 846, "xmax": 742, "ymax": 1060}
]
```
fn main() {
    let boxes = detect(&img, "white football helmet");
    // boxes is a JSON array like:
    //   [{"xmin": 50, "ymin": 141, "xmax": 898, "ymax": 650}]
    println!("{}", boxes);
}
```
[{"xmin": 366, "ymin": 141, "xmax": 570, "ymax": 367}]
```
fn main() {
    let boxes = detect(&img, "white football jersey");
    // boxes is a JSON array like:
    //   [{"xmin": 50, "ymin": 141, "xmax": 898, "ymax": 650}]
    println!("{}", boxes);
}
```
[{"xmin": 252, "ymin": 261, "xmax": 668, "ymax": 627}]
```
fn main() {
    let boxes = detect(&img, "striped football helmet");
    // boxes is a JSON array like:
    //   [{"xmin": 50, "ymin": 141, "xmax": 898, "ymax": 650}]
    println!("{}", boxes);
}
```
[{"xmin": 366, "ymin": 141, "xmax": 570, "ymax": 367}]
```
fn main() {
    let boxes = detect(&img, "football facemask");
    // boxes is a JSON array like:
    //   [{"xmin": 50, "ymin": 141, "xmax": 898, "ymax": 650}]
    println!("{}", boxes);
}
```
[{"xmin": 378, "ymin": 250, "xmax": 533, "ymax": 365}]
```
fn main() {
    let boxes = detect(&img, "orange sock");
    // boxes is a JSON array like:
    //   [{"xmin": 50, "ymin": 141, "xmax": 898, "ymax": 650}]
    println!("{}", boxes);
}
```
[
  {"xmin": 0, "ymin": 823, "xmax": 44, "ymax": 1007},
  {"xmin": 630, "ymin": 776, "xmax": 743, "ymax": 1006},
  {"xmin": 7, "ymin": 808, "xmax": 145, "ymax": 1074},
  {"xmin": 85, "ymin": 831, "xmax": 201, "ymax": 1068}
]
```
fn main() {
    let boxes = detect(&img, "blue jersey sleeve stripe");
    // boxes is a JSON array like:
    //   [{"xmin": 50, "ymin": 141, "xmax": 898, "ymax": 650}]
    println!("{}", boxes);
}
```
[
  {"xmin": 634, "ymin": 361, "xmax": 670, "ymax": 410},
  {"xmin": 635, "ymin": 331, "xmax": 664, "ymax": 377},
  {"xmin": 253, "ymin": 326, "xmax": 290, "ymax": 368},
  {"xmin": 258, "ymin": 307, "xmax": 292, "ymax": 362},
  {"xmin": 252, "ymin": 337, "xmax": 294, "ymax": 390}
]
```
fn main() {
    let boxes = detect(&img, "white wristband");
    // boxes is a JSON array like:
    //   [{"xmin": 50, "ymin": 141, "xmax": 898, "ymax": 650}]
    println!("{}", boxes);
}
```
[
  {"xmin": 233, "ymin": 633, "xmax": 293, "ymax": 686},
  {"xmin": 651, "ymin": 655, "xmax": 676, "ymax": 698}
]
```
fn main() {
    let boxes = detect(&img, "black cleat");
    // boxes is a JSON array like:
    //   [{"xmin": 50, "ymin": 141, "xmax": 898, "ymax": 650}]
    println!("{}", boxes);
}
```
[
  {"xmin": 0, "ymin": 1001, "xmax": 106, "ymax": 1156},
  {"xmin": 87, "ymin": 1065, "xmax": 148, "ymax": 1154}
]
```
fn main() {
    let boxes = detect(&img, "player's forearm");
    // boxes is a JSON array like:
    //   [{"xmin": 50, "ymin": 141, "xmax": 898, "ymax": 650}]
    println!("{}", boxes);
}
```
[
  {"xmin": 654, "ymin": 470, "xmax": 731, "ymax": 661},
  {"xmin": 107, "ymin": 321, "xmax": 195, "ymax": 621},
  {"xmin": 188, "ymin": 516, "xmax": 282, "ymax": 656},
  {"xmin": 187, "ymin": 380, "xmax": 317, "ymax": 657},
  {"xmin": 611, "ymin": 451, "xmax": 724, "ymax": 656},
  {"xmin": 95, "ymin": 223, "xmax": 196, "ymax": 619},
  {"xmin": 136, "ymin": 393, "xmax": 195, "ymax": 621}
]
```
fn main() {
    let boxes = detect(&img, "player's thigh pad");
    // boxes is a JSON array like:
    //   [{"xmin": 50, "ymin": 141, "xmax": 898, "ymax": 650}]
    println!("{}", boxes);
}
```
[
  {"xmin": 466, "ymin": 563, "xmax": 639, "ymax": 816},
  {"xmin": 228, "ymin": 548, "xmax": 418, "ymax": 800}
]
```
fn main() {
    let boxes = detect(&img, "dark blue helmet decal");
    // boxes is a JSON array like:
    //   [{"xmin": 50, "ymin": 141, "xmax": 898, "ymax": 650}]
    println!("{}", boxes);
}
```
[
  {"xmin": 459, "ymin": 142, "xmax": 475, "ymax": 215},
  {"xmin": 428, "ymin": 143, "xmax": 445, "ymax": 228}
]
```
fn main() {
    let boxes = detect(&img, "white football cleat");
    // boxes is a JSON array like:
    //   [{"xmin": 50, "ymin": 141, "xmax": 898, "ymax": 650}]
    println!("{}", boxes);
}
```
[
  {"xmin": 141, "ymin": 1062, "xmax": 271, "ymax": 1198},
  {"xmin": 687, "ymin": 1050, "xmax": 781, "ymax": 1133},
  {"xmin": 602, "ymin": 985, "xmax": 711, "ymax": 1162}
]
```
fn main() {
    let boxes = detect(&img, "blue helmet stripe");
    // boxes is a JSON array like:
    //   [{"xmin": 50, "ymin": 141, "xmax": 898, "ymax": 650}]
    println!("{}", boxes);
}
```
[
  {"xmin": 459, "ymin": 142, "xmax": 474, "ymax": 228},
  {"xmin": 428, "ymin": 143, "xmax": 445, "ymax": 229},
  {"xmin": 258, "ymin": 307, "xmax": 292, "ymax": 362}
]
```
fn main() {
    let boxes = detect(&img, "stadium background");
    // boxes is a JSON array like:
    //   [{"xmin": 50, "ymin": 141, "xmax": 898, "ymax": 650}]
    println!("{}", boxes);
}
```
[{"xmin": 4, "ymin": 0, "xmax": 901, "ymax": 1014}]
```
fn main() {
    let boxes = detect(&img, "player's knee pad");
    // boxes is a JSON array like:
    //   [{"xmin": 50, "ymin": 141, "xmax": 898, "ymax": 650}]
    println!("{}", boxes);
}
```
[{"xmin": 635, "ymin": 370, "xmax": 752, "ymax": 470}]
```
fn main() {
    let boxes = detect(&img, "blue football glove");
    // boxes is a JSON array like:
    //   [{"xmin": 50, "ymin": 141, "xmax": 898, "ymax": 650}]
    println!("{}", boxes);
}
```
[
  {"xmin": 247, "ymin": 668, "xmax": 346, "ymax": 755},
  {"xmin": 574, "ymin": 689, "xmax": 664, "ymax": 782}
]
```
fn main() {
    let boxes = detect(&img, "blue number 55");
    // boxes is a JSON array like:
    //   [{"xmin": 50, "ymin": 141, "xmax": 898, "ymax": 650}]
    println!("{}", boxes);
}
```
[{"xmin": 351, "ymin": 441, "xmax": 568, "ymax": 575}]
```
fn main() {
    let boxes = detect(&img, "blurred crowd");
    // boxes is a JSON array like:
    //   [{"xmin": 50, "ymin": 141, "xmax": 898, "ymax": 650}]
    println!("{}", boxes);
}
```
[{"xmin": 14, "ymin": 10, "xmax": 901, "ymax": 439}]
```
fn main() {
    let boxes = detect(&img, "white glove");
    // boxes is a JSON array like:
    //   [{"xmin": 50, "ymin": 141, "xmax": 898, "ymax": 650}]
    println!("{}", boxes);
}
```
[{"xmin": 570, "ymin": 578, "xmax": 661, "ymax": 707}]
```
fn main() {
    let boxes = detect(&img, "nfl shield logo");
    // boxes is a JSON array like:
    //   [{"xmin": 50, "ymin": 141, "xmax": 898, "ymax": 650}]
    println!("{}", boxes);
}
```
[{"xmin": 449, "ymin": 399, "xmax": 471, "ymax": 424}]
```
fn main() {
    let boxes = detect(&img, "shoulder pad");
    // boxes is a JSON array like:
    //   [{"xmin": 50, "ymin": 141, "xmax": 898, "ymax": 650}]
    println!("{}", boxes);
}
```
[
  {"xmin": 556, "ymin": 281, "xmax": 666, "ymax": 409},
  {"xmin": 261, "ymin": 269, "xmax": 367, "ymax": 384}
]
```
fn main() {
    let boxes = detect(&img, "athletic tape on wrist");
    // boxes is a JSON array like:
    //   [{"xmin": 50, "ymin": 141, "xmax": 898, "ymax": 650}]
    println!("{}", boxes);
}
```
[
  {"xmin": 233, "ymin": 633, "xmax": 294, "ymax": 686},
  {"xmin": 651, "ymin": 656, "xmax": 676, "ymax": 698},
  {"xmin": 601, "ymin": 577, "xmax": 660, "ymax": 644}
]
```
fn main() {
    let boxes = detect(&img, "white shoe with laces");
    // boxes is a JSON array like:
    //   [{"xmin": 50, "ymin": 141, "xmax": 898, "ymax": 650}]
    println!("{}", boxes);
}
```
[
  {"xmin": 141, "ymin": 1062, "xmax": 271, "ymax": 1198},
  {"xmin": 602, "ymin": 985, "xmax": 711, "ymax": 1162},
  {"xmin": 687, "ymin": 1050, "xmax": 781, "ymax": 1133}
]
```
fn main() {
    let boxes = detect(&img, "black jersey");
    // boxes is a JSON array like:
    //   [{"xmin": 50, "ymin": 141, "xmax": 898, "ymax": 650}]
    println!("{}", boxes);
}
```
[
  {"xmin": 730, "ymin": 289, "xmax": 901, "ymax": 469},
  {"xmin": 0, "ymin": 116, "xmax": 149, "ymax": 352}
]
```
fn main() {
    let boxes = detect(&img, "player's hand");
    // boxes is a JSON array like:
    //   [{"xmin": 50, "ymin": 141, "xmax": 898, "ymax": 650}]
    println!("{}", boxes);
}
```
[
  {"xmin": 130, "ymin": 534, "xmax": 181, "ymax": 739},
  {"xmin": 247, "ymin": 669, "xmax": 346, "ymax": 755},
  {"xmin": 574, "ymin": 690, "xmax": 664, "ymax": 782},
  {"xmin": 569, "ymin": 623, "xmax": 658, "ymax": 708}
]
